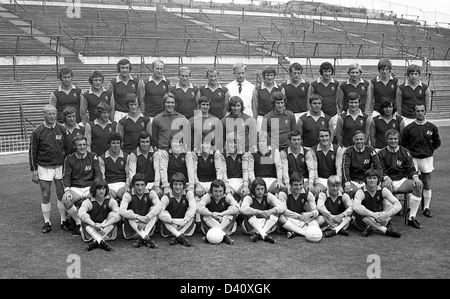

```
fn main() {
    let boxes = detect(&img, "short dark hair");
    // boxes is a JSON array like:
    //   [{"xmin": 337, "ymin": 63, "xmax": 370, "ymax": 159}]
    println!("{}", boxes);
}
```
[
  {"xmin": 209, "ymin": 179, "xmax": 226, "ymax": 194},
  {"xmin": 319, "ymin": 62, "xmax": 334, "ymax": 75},
  {"xmin": 262, "ymin": 66, "xmax": 276, "ymax": 77},
  {"xmin": 289, "ymin": 62, "xmax": 303, "ymax": 74},
  {"xmin": 309, "ymin": 93, "xmax": 323, "ymax": 104},
  {"xmin": 59, "ymin": 67, "xmax": 73, "ymax": 79},
  {"xmin": 347, "ymin": 92, "xmax": 361, "ymax": 102},
  {"xmin": 289, "ymin": 172, "xmax": 304, "ymax": 185},
  {"xmin": 378, "ymin": 58, "xmax": 392, "ymax": 71},
  {"xmin": 131, "ymin": 173, "xmax": 147, "ymax": 186},
  {"xmin": 108, "ymin": 131, "xmax": 122, "ymax": 145},
  {"xmin": 88, "ymin": 70, "xmax": 104, "ymax": 84},
  {"xmin": 288, "ymin": 130, "xmax": 301, "ymax": 140}
]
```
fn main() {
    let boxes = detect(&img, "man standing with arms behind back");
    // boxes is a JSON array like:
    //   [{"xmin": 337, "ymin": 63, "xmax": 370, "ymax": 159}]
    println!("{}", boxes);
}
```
[{"xmin": 401, "ymin": 103, "xmax": 440, "ymax": 218}]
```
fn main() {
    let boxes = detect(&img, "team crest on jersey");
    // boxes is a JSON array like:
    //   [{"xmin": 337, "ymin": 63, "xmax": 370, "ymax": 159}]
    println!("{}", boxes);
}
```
[
  {"xmin": 120, "ymin": 161, "xmax": 124, "ymax": 167},
  {"xmin": 73, "ymin": 94, "xmax": 77, "ymax": 98},
  {"xmin": 331, "ymin": 86, "xmax": 335, "ymax": 91},
  {"xmin": 427, "ymin": 130, "xmax": 433, "ymax": 136},
  {"xmin": 163, "ymin": 85, "xmax": 167, "ymax": 91},
  {"xmin": 55, "ymin": 135, "xmax": 62, "ymax": 140},
  {"xmin": 103, "ymin": 205, "xmax": 108, "ymax": 210},
  {"xmin": 361, "ymin": 86, "xmax": 365, "ymax": 91},
  {"xmin": 285, "ymin": 119, "xmax": 289, "ymax": 124},
  {"xmin": 181, "ymin": 157, "xmax": 185, "ymax": 162},
  {"xmin": 301, "ymin": 87, "xmax": 305, "ymax": 92},
  {"xmin": 419, "ymin": 90, "xmax": 423, "ymax": 95},
  {"xmin": 141, "ymin": 122, "xmax": 145, "ymax": 128},
  {"xmin": 105, "ymin": 96, "xmax": 109, "ymax": 100},
  {"xmin": 363, "ymin": 159, "xmax": 370, "ymax": 164},
  {"xmin": 218, "ymin": 92, "xmax": 222, "ymax": 97},
  {"xmin": 85, "ymin": 165, "xmax": 92, "ymax": 171},
  {"xmin": 397, "ymin": 160, "xmax": 402, "ymax": 166},
  {"xmin": 392, "ymin": 123, "xmax": 396, "ymax": 128},
  {"xmin": 360, "ymin": 119, "xmax": 363, "ymax": 125},
  {"xmin": 390, "ymin": 84, "xmax": 395, "ymax": 90},
  {"xmin": 108, "ymin": 127, "xmax": 112, "ymax": 132},
  {"xmin": 321, "ymin": 120, "xmax": 325, "ymax": 126},
  {"xmin": 132, "ymin": 84, "xmax": 136, "ymax": 89},
  {"xmin": 331, "ymin": 154, "xmax": 335, "ymax": 159}
]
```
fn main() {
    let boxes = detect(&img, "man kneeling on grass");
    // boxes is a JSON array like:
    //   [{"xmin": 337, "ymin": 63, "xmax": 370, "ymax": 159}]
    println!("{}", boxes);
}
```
[
  {"xmin": 119, "ymin": 173, "xmax": 162, "ymax": 249},
  {"xmin": 78, "ymin": 178, "xmax": 121, "ymax": 252},
  {"xmin": 352, "ymin": 168, "xmax": 402, "ymax": 238}
]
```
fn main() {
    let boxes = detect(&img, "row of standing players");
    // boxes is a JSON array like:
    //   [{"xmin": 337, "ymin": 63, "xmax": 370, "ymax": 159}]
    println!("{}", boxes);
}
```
[{"xmin": 29, "ymin": 58, "xmax": 440, "ymax": 251}]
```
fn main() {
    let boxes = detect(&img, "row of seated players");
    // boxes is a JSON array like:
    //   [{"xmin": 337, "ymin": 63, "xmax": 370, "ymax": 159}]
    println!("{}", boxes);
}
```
[
  {"xmin": 77, "ymin": 168, "xmax": 402, "ymax": 252},
  {"xmin": 58, "ymin": 128, "xmax": 421, "ymax": 251}
]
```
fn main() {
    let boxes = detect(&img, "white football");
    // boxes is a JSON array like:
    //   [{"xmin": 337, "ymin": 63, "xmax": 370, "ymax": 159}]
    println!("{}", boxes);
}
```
[
  {"xmin": 206, "ymin": 227, "xmax": 226, "ymax": 244},
  {"xmin": 305, "ymin": 225, "xmax": 323, "ymax": 243}
]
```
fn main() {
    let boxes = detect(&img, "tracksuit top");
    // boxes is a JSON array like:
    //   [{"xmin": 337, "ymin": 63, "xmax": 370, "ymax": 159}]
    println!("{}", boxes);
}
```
[
  {"xmin": 63, "ymin": 152, "xmax": 102, "ymax": 189},
  {"xmin": 29, "ymin": 122, "xmax": 68, "ymax": 170},
  {"xmin": 401, "ymin": 121, "xmax": 441, "ymax": 159}
]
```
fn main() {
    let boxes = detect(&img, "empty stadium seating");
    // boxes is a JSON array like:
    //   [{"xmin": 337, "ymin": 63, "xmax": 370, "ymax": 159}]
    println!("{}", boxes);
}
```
[{"xmin": 0, "ymin": 0, "xmax": 449, "ymax": 152}]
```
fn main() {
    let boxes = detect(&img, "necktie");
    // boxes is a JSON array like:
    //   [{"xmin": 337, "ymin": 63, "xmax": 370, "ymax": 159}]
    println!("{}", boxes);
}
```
[{"xmin": 238, "ymin": 83, "xmax": 242, "ymax": 94}]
